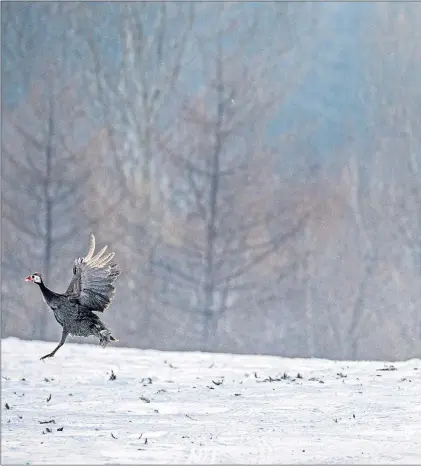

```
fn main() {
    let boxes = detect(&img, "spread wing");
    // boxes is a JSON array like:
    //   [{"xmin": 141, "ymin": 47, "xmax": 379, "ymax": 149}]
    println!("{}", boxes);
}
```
[{"xmin": 65, "ymin": 233, "xmax": 121, "ymax": 312}]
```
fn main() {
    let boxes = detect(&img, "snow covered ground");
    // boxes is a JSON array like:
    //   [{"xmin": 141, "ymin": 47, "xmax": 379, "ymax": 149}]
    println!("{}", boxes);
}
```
[{"xmin": 1, "ymin": 337, "xmax": 420, "ymax": 464}]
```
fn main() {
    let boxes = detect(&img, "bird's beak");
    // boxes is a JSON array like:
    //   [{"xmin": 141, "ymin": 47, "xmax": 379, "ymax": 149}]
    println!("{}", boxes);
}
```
[{"xmin": 25, "ymin": 276, "xmax": 32, "ymax": 282}]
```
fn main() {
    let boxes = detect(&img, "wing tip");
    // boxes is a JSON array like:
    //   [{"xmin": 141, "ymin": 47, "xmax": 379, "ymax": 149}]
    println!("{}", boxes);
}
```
[{"xmin": 86, "ymin": 233, "xmax": 96, "ymax": 261}]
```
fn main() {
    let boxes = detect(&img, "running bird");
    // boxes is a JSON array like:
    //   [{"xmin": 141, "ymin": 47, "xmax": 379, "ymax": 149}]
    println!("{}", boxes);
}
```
[{"xmin": 25, "ymin": 233, "xmax": 121, "ymax": 360}]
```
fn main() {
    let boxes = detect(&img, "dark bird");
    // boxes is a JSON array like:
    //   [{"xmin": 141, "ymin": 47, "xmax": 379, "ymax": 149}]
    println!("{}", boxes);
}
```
[{"xmin": 25, "ymin": 233, "xmax": 121, "ymax": 360}]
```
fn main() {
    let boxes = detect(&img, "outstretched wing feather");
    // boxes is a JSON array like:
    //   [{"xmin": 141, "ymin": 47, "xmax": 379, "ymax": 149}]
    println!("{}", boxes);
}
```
[
  {"xmin": 65, "ymin": 234, "xmax": 121, "ymax": 312},
  {"xmin": 85, "ymin": 233, "xmax": 96, "ymax": 261}
]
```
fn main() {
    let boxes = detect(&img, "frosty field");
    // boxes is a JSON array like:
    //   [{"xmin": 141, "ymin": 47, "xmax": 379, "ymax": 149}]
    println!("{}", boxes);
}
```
[{"xmin": 1, "ymin": 337, "xmax": 420, "ymax": 464}]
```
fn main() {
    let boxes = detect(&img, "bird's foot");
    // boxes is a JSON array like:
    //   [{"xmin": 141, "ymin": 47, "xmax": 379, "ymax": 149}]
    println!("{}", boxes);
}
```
[
  {"xmin": 99, "ymin": 329, "xmax": 118, "ymax": 347},
  {"xmin": 40, "ymin": 353, "xmax": 54, "ymax": 361}
]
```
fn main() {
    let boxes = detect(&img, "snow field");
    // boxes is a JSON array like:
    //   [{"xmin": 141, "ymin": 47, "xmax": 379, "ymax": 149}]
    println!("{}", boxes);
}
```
[{"xmin": 2, "ymin": 338, "xmax": 420, "ymax": 464}]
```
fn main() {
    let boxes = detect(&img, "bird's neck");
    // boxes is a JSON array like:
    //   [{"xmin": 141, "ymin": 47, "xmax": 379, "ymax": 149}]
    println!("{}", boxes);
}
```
[{"xmin": 37, "ymin": 280, "xmax": 57, "ymax": 301}]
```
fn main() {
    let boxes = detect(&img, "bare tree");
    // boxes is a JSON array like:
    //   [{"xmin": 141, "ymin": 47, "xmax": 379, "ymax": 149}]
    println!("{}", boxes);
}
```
[
  {"xmin": 2, "ymin": 56, "xmax": 105, "ymax": 339},
  {"xmin": 359, "ymin": 3, "xmax": 421, "ymax": 357},
  {"xmin": 63, "ymin": 3, "xmax": 198, "ymax": 344},
  {"xmin": 342, "ymin": 156, "xmax": 380, "ymax": 359},
  {"xmin": 157, "ymin": 17, "xmax": 310, "ymax": 351}
]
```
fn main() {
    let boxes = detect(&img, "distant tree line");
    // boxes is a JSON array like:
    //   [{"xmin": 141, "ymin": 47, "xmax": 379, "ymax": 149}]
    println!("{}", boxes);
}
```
[{"xmin": 2, "ymin": 2, "xmax": 421, "ymax": 360}]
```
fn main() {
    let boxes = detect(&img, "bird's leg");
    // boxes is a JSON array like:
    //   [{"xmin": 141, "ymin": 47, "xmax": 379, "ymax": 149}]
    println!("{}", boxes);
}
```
[{"xmin": 40, "ymin": 330, "xmax": 69, "ymax": 361}]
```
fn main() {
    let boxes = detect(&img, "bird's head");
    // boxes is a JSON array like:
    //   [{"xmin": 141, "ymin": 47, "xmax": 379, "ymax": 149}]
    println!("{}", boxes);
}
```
[{"xmin": 25, "ymin": 272, "xmax": 42, "ymax": 284}]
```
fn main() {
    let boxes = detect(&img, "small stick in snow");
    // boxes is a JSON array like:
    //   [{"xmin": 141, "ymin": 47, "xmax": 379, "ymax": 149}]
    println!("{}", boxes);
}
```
[
  {"xmin": 186, "ymin": 414, "xmax": 197, "ymax": 421},
  {"xmin": 46, "ymin": 393, "xmax": 52, "ymax": 402},
  {"xmin": 377, "ymin": 364, "xmax": 397, "ymax": 371},
  {"xmin": 111, "ymin": 433, "xmax": 118, "ymax": 439},
  {"xmin": 166, "ymin": 361, "xmax": 177, "ymax": 369}
]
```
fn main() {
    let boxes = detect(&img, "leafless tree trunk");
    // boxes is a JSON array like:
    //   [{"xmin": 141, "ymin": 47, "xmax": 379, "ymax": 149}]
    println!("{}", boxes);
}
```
[
  {"xmin": 360, "ymin": 3, "xmax": 421, "ymax": 356},
  {"xmin": 65, "ymin": 3, "xmax": 198, "ymax": 344},
  {"xmin": 158, "ymin": 8, "xmax": 312, "ymax": 351},
  {"xmin": 2, "ymin": 56, "xmax": 102, "ymax": 340},
  {"xmin": 303, "ymin": 223, "xmax": 315, "ymax": 357}
]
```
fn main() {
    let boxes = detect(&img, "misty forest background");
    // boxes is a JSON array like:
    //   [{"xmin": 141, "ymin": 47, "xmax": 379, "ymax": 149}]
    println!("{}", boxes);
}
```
[{"xmin": 2, "ymin": 2, "xmax": 421, "ymax": 361}]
